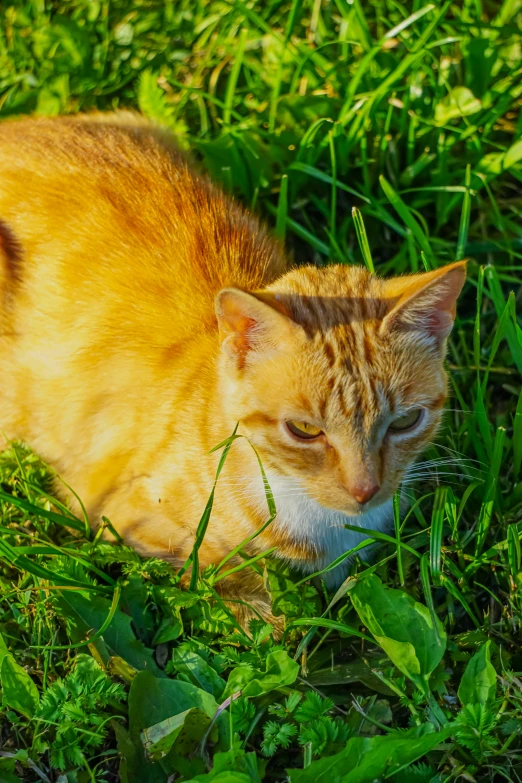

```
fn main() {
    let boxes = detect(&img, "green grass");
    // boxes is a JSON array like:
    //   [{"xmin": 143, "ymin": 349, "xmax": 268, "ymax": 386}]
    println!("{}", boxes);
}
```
[{"xmin": 1, "ymin": 0, "xmax": 522, "ymax": 781}]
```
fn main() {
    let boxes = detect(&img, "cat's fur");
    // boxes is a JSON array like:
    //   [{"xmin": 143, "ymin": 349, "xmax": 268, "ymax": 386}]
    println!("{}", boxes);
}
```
[{"xmin": 0, "ymin": 114, "xmax": 465, "ymax": 625}]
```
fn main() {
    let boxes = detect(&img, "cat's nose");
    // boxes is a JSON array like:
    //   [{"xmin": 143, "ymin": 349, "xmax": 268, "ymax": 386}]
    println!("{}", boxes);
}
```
[{"xmin": 352, "ymin": 483, "xmax": 380, "ymax": 505}]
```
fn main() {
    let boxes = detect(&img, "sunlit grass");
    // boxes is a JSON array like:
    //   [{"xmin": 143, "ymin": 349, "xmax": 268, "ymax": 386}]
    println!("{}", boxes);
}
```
[{"xmin": 1, "ymin": 0, "xmax": 522, "ymax": 781}]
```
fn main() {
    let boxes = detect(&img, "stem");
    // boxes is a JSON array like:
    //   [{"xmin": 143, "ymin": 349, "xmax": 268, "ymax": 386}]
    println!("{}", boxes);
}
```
[
  {"xmin": 371, "ymin": 670, "xmax": 421, "ymax": 724},
  {"xmin": 427, "ymin": 690, "xmax": 448, "ymax": 728}
]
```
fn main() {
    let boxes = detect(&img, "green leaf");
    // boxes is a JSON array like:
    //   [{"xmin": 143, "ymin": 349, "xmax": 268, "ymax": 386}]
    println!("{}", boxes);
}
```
[
  {"xmin": 458, "ymin": 641, "xmax": 497, "ymax": 706},
  {"xmin": 475, "ymin": 138, "xmax": 522, "ymax": 181},
  {"xmin": 0, "ymin": 754, "xmax": 23, "ymax": 783},
  {"xmin": 54, "ymin": 590, "xmax": 164, "ymax": 677},
  {"xmin": 33, "ymin": 17, "xmax": 91, "ymax": 72},
  {"xmin": 169, "ymin": 645, "xmax": 225, "ymax": 697},
  {"xmin": 138, "ymin": 70, "xmax": 172, "ymax": 126},
  {"xmin": 121, "ymin": 574, "xmax": 156, "ymax": 644},
  {"xmin": 129, "ymin": 670, "xmax": 224, "ymax": 780},
  {"xmin": 152, "ymin": 616, "xmax": 183, "ymax": 645},
  {"xmin": 0, "ymin": 631, "xmax": 9, "ymax": 666},
  {"xmin": 434, "ymin": 86, "xmax": 481, "ymax": 124},
  {"xmin": 141, "ymin": 708, "xmax": 211, "ymax": 760},
  {"xmin": 186, "ymin": 749, "xmax": 263, "ymax": 783},
  {"xmin": 223, "ymin": 650, "xmax": 299, "ymax": 699},
  {"xmin": 130, "ymin": 670, "xmax": 218, "ymax": 726},
  {"xmin": 350, "ymin": 574, "xmax": 446, "ymax": 693},
  {"xmin": 114, "ymin": 722, "xmax": 139, "ymax": 783},
  {"xmin": 288, "ymin": 724, "xmax": 453, "ymax": 783},
  {"xmin": 196, "ymin": 133, "xmax": 271, "ymax": 202},
  {"xmin": 0, "ymin": 654, "xmax": 39, "ymax": 718},
  {"xmin": 306, "ymin": 656, "xmax": 394, "ymax": 695},
  {"xmin": 462, "ymin": 38, "xmax": 497, "ymax": 98},
  {"xmin": 36, "ymin": 87, "xmax": 62, "ymax": 116}
]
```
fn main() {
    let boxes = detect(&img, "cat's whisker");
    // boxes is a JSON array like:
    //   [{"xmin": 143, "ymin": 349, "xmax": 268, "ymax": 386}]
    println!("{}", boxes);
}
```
[
  {"xmin": 401, "ymin": 478, "xmax": 474, "ymax": 487},
  {"xmin": 407, "ymin": 466, "xmax": 479, "ymax": 475},
  {"xmin": 414, "ymin": 455, "xmax": 469, "ymax": 463},
  {"xmin": 427, "ymin": 443, "xmax": 486, "ymax": 466},
  {"xmin": 404, "ymin": 475, "xmax": 478, "ymax": 483},
  {"xmin": 412, "ymin": 456, "xmax": 477, "ymax": 468},
  {"xmin": 402, "ymin": 473, "xmax": 467, "ymax": 481}
]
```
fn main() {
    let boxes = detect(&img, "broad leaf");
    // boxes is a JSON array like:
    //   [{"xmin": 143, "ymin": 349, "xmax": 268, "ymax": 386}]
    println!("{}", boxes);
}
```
[
  {"xmin": 0, "ymin": 631, "xmax": 9, "ymax": 665},
  {"xmin": 434, "ymin": 86, "xmax": 481, "ymax": 124},
  {"xmin": 350, "ymin": 574, "xmax": 446, "ymax": 693},
  {"xmin": 186, "ymin": 749, "xmax": 263, "ymax": 783},
  {"xmin": 141, "ymin": 708, "xmax": 211, "ymax": 760},
  {"xmin": 475, "ymin": 139, "xmax": 522, "ymax": 181},
  {"xmin": 169, "ymin": 645, "xmax": 225, "ymax": 698},
  {"xmin": 458, "ymin": 641, "xmax": 497, "ymax": 705},
  {"xmin": 54, "ymin": 591, "xmax": 164, "ymax": 677},
  {"xmin": 223, "ymin": 650, "xmax": 299, "ymax": 699},
  {"xmin": 306, "ymin": 656, "xmax": 394, "ymax": 695},
  {"xmin": 1, "ymin": 654, "xmax": 40, "ymax": 718},
  {"xmin": 288, "ymin": 724, "xmax": 453, "ymax": 783},
  {"xmin": 113, "ymin": 722, "xmax": 139, "ymax": 783},
  {"xmin": 0, "ymin": 754, "xmax": 23, "ymax": 783},
  {"xmin": 152, "ymin": 616, "xmax": 183, "ymax": 645},
  {"xmin": 121, "ymin": 575, "xmax": 156, "ymax": 645},
  {"xmin": 128, "ymin": 670, "xmax": 225, "ymax": 782}
]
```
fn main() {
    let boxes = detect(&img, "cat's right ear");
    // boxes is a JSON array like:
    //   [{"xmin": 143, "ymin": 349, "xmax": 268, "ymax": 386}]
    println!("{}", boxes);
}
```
[
  {"xmin": 215, "ymin": 288, "xmax": 301, "ymax": 368},
  {"xmin": 380, "ymin": 261, "xmax": 466, "ymax": 343}
]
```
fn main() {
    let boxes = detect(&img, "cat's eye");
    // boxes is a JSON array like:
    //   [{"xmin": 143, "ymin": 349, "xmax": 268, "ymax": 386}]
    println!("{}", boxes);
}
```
[
  {"xmin": 286, "ymin": 420, "xmax": 323, "ymax": 440},
  {"xmin": 388, "ymin": 408, "xmax": 423, "ymax": 433}
]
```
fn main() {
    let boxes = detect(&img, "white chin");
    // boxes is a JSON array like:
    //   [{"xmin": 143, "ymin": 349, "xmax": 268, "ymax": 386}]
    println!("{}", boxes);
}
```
[{"xmin": 263, "ymin": 472, "xmax": 394, "ymax": 589}]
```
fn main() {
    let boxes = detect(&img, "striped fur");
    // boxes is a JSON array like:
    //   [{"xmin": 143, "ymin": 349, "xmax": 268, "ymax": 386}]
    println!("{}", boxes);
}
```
[{"xmin": 0, "ymin": 114, "xmax": 465, "ymax": 627}]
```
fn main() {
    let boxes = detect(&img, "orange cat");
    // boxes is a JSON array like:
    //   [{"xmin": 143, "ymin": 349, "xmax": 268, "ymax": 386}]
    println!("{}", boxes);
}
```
[{"xmin": 0, "ymin": 114, "xmax": 465, "ymax": 625}]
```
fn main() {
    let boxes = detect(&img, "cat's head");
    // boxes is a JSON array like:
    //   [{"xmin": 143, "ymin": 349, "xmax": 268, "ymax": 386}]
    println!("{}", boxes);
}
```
[{"xmin": 215, "ymin": 261, "xmax": 466, "ymax": 515}]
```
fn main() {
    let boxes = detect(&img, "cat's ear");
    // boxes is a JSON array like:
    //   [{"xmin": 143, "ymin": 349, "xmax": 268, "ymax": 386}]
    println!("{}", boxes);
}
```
[
  {"xmin": 215, "ymin": 288, "xmax": 302, "ymax": 367},
  {"xmin": 380, "ymin": 261, "xmax": 466, "ymax": 342}
]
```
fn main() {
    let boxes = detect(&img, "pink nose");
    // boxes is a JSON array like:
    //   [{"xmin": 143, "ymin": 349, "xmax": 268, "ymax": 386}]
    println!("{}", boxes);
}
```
[{"xmin": 353, "ymin": 484, "xmax": 380, "ymax": 505}]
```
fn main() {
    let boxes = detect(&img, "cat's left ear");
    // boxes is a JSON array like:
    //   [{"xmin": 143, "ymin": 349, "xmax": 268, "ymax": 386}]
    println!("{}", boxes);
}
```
[{"xmin": 380, "ymin": 260, "xmax": 466, "ymax": 342}]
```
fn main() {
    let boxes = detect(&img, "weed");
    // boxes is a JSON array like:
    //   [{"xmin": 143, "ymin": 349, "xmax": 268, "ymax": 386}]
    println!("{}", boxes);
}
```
[{"xmin": 1, "ymin": 1, "xmax": 522, "ymax": 781}]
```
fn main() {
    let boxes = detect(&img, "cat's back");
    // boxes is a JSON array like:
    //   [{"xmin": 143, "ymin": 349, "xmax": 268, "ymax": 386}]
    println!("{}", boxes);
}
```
[{"xmin": 0, "ymin": 114, "xmax": 286, "ymax": 338}]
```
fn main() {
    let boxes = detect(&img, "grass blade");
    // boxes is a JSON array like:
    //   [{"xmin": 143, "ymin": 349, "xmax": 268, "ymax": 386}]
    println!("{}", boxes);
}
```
[
  {"xmin": 429, "ymin": 487, "xmax": 448, "ymax": 587},
  {"xmin": 352, "ymin": 207, "xmax": 375, "ymax": 273},
  {"xmin": 473, "ymin": 265, "xmax": 485, "ymax": 370},
  {"xmin": 475, "ymin": 427, "xmax": 506, "ymax": 557},
  {"xmin": 513, "ymin": 389, "xmax": 522, "ymax": 479},
  {"xmin": 456, "ymin": 163, "xmax": 471, "ymax": 260},
  {"xmin": 268, "ymin": 0, "xmax": 302, "ymax": 132},
  {"xmin": 485, "ymin": 265, "xmax": 522, "ymax": 375},
  {"xmin": 223, "ymin": 28, "xmax": 247, "ymax": 125},
  {"xmin": 275, "ymin": 174, "xmax": 288, "ymax": 240},
  {"xmin": 343, "ymin": 524, "xmax": 420, "ymax": 557},
  {"xmin": 420, "ymin": 553, "xmax": 443, "ymax": 648},
  {"xmin": 328, "ymin": 130, "xmax": 337, "ymax": 244},
  {"xmin": 283, "ymin": 618, "xmax": 373, "ymax": 645},
  {"xmin": 289, "ymin": 162, "xmax": 369, "ymax": 201},
  {"xmin": 0, "ymin": 490, "xmax": 85, "ymax": 533},
  {"xmin": 507, "ymin": 524, "xmax": 521, "ymax": 580},
  {"xmin": 393, "ymin": 492, "xmax": 404, "ymax": 585},
  {"xmin": 32, "ymin": 583, "xmax": 123, "ymax": 651},
  {"xmin": 178, "ymin": 425, "xmax": 239, "ymax": 588},
  {"xmin": 379, "ymin": 175, "xmax": 435, "ymax": 266},
  {"xmin": 441, "ymin": 575, "xmax": 481, "ymax": 629}
]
